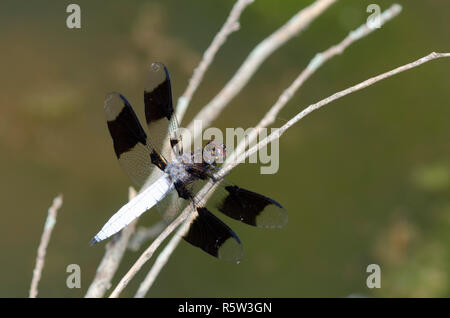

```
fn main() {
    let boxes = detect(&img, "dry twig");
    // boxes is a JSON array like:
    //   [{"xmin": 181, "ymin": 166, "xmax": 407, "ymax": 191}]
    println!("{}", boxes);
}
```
[
  {"xmin": 222, "ymin": 52, "xmax": 450, "ymax": 178},
  {"xmin": 109, "ymin": 182, "xmax": 219, "ymax": 298},
  {"xmin": 185, "ymin": 0, "xmax": 337, "ymax": 140},
  {"xmin": 127, "ymin": 221, "xmax": 166, "ymax": 252},
  {"xmin": 176, "ymin": 0, "xmax": 254, "ymax": 122},
  {"xmin": 29, "ymin": 194, "xmax": 63, "ymax": 298},
  {"xmin": 226, "ymin": 3, "xmax": 403, "ymax": 166}
]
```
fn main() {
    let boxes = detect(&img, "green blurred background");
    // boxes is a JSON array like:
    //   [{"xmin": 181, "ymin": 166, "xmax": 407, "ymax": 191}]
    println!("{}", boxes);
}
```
[{"xmin": 0, "ymin": 0, "xmax": 449, "ymax": 297}]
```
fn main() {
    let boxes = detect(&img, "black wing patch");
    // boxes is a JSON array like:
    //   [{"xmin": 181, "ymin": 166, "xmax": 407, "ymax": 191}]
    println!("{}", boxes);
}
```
[
  {"xmin": 144, "ymin": 62, "xmax": 182, "ymax": 158},
  {"xmin": 106, "ymin": 93, "xmax": 147, "ymax": 157},
  {"xmin": 144, "ymin": 62, "xmax": 174, "ymax": 123},
  {"xmin": 184, "ymin": 207, "xmax": 243, "ymax": 263},
  {"xmin": 104, "ymin": 92, "xmax": 166, "ymax": 187},
  {"xmin": 217, "ymin": 185, "xmax": 288, "ymax": 228}
]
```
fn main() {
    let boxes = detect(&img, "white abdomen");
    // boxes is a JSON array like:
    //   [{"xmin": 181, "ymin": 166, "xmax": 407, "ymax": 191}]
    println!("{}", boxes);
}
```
[{"xmin": 91, "ymin": 174, "xmax": 174, "ymax": 244}]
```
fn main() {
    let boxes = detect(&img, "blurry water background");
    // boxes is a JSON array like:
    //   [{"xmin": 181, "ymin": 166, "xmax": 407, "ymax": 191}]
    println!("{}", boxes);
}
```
[{"xmin": 0, "ymin": 0, "xmax": 449, "ymax": 297}]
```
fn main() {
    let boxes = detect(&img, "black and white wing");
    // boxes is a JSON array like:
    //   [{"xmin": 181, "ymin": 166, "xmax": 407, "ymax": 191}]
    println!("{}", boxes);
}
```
[
  {"xmin": 105, "ymin": 62, "xmax": 180, "ymax": 188},
  {"xmin": 183, "ymin": 207, "xmax": 244, "ymax": 263},
  {"xmin": 144, "ymin": 62, "xmax": 183, "ymax": 159},
  {"xmin": 183, "ymin": 183, "xmax": 287, "ymax": 262},
  {"xmin": 180, "ymin": 183, "xmax": 288, "ymax": 263},
  {"xmin": 213, "ymin": 183, "xmax": 288, "ymax": 229},
  {"xmin": 166, "ymin": 181, "xmax": 287, "ymax": 263},
  {"xmin": 104, "ymin": 92, "xmax": 167, "ymax": 187},
  {"xmin": 92, "ymin": 63, "xmax": 179, "ymax": 244}
]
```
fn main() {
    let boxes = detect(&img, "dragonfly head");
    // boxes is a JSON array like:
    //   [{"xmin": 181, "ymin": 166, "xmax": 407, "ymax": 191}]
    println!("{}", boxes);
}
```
[{"xmin": 203, "ymin": 139, "xmax": 226, "ymax": 165}]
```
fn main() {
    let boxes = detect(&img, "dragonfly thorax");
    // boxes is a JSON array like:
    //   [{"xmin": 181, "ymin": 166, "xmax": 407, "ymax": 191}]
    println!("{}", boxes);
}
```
[{"xmin": 165, "ymin": 160, "xmax": 192, "ymax": 184}]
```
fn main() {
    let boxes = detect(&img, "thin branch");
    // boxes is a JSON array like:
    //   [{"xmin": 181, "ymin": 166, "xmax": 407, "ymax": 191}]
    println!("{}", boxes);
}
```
[
  {"xmin": 109, "ymin": 208, "xmax": 187, "ymax": 298},
  {"xmin": 225, "ymin": 3, "xmax": 403, "ymax": 166},
  {"xmin": 109, "ymin": 182, "xmax": 218, "ymax": 298},
  {"xmin": 134, "ymin": 215, "xmax": 189, "ymax": 298},
  {"xmin": 127, "ymin": 221, "xmax": 166, "ymax": 252},
  {"xmin": 135, "ymin": 181, "xmax": 226, "ymax": 298},
  {"xmin": 112, "ymin": 51, "xmax": 450, "ymax": 297},
  {"xmin": 85, "ymin": 187, "xmax": 137, "ymax": 298},
  {"xmin": 133, "ymin": 4, "xmax": 404, "ymax": 297},
  {"xmin": 185, "ymin": 0, "xmax": 337, "ymax": 139},
  {"xmin": 176, "ymin": 0, "xmax": 254, "ymax": 123},
  {"xmin": 134, "ymin": 198, "xmax": 204, "ymax": 298},
  {"xmin": 29, "ymin": 194, "xmax": 63, "ymax": 298},
  {"xmin": 220, "ymin": 52, "xmax": 450, "ymax": 178},
  {"xmin": 256, "ymin": 3, "xmax": 403, "ymax": 129}
]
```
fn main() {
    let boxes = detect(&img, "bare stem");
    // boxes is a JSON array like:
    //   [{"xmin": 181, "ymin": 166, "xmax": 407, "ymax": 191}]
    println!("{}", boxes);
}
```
[
  {"xmin": 29, "ymin": 194, "xmax": 63, "ymax": 298},
  {"xmin": 127, "ymin": 221, "xmax": 166, "ymax": 252},
  {"xmin": 109, "ymin": 181, "xmax": 218, "ymax": 298},
  {"xmin": 134, "ymin": 215, "xmax": 188, "ymax": 298},
  {"xmin": 108, "ymin": 207, "xmax": 186, "ymax": 298},
  {"xmin": 225, "ymin": 3, "xmax": 403, "ymax": 166},
  {"xmin": 220, "ymin": 52, "xmax": 450, "ymax": 178},
  {"xmin": 185, "ymin": 0, "xmax": 338, "ymax": 140},
  {"xmin": 134, "ymin": 182, "xmax": 220, "ymax": 298},
  {"xmin": 176, "ymin": 0, "xmax": 254, "ymax": 123},
  {"xmin": 85, "ymin": 187, "xmax": 137, "ymax": 298}
]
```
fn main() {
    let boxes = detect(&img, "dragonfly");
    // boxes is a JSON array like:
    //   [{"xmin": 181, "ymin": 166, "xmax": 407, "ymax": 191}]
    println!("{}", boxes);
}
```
[{"xmin": 91, "ymin": 62, "xmax": 287, "ymax": 262}]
